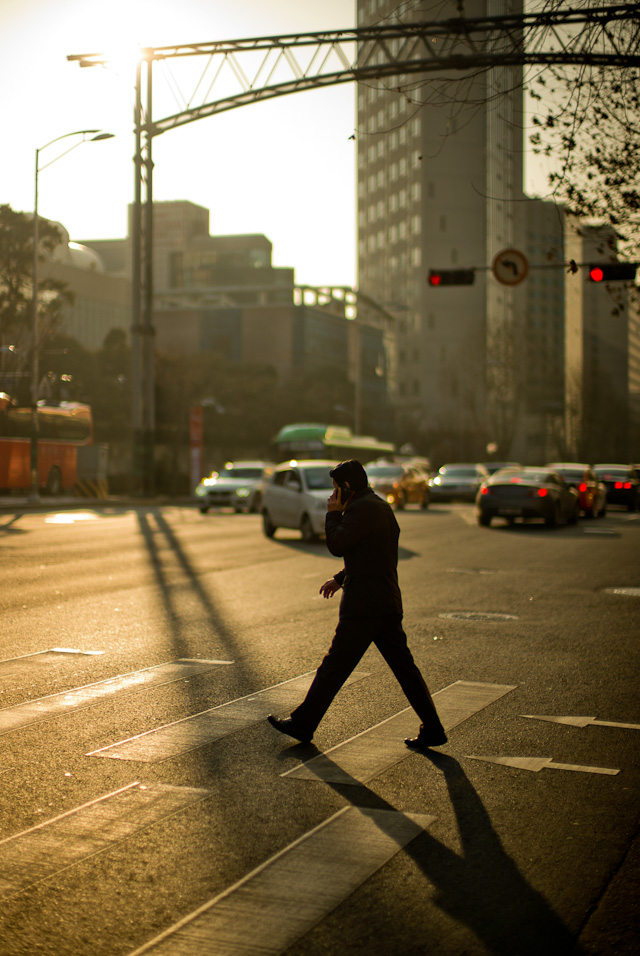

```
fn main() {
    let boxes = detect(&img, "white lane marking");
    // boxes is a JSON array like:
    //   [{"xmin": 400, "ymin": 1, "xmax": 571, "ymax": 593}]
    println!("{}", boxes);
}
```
[
  {"xmin": 521, "ymin": 714, "xmax": 640, "ymax": 731},
  {"xmin": 447, "ymin": 567, "xmax": 497, "ymax": 575},
  {"xmin": 88, "ymin": 670, "xmax": 369, "ymax": 763},
  {"xmin": 456, "ymin": 509, "xmax": 478, "ymax": 526},
  {"xmin": 439, "ymin": 611, "xmax": 518, "ymax": 621},
  {"xmin": 0, "ymin": 648, "xmax": 104, "ymax": 666},
  {"xmin": 0, "ymin": 659, "xmax": 230, "ymax": 736},
  {"xmin": 44, "ymin": 512, "xmax": 100, "ymax": 524},
  {"xmin": 605, "ymin": 587, "xmax": 640, "ymax": 597},
  {"xmin": 0, "ymin": 783, "xmax": 210, "ymax": 900},
  {"xmin": 465, "ymin": 755, "xmax": 619, "ymax": 776},
  {"xmin": 126, "ymin": 806, "xmax": 436, "ymax": 956},
  {"xmin": 283, "ymin": 681, "xmax": 516, "ymax": 785}
]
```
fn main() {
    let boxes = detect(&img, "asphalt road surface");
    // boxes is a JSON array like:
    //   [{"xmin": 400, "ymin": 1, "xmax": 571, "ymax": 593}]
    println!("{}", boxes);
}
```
[{"xmin": 0, "ymin": 500, "xmax": 638, "ymax": 956}]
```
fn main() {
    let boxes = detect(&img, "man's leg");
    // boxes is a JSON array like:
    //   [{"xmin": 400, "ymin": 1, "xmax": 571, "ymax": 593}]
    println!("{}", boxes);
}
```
[
  {"xmin": 374, "ymin": 616, "xmax": 446, "ymax": 737},
  {"xmin": 290, "ymin": 618, "xmax": 372, "ymax": 734}
]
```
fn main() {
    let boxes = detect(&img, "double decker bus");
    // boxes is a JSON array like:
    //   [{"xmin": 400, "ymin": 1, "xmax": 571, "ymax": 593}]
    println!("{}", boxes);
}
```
[
  {"xmin": 272, "ymin": 423, "xmax": 395, "ymax": 464},
  {"xmin": 0, "ymin": 393, "xmax": 93, "ymax": 495}
]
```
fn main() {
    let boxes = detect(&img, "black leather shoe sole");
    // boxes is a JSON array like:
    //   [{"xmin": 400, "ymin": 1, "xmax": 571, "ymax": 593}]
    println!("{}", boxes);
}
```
[
  {"xmin": 405, "ymin": 731, "xmax": 448, "ymax": 750},
  {"xmin": 267, "ymin": 714, "xmax": 312, "ymax": 744}
]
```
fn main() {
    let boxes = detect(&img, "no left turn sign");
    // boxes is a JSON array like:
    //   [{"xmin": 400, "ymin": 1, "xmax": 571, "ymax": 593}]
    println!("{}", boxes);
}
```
[{"xmin": 492, "ymin": 248, "xmax": 529, "ymax": 285}]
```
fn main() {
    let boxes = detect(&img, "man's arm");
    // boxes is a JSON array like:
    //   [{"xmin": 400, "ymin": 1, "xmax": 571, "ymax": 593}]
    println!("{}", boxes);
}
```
[
  {"xmin": 325, "ymin": 501, "xmax": 369, "ymax": 557},
  {"xmin": 319, "ymin": 575, "xmax": 343, "ymax": 598}
]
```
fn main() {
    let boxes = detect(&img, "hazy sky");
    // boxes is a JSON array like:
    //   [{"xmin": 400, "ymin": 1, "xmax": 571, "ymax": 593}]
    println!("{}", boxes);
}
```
[
  {"xmin": 0, "ymin": 0, "xmax": 359, "ymax": 288},
  {"xmin": 1, "ymin": 0, "xmax": 551, "ymax": 290}
]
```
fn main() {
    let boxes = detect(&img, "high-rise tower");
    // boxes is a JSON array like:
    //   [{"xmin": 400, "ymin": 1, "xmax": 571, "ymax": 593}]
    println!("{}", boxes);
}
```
[{"xmin": 356, "ymin": 0, "xmax": 525, "ymax": 461}]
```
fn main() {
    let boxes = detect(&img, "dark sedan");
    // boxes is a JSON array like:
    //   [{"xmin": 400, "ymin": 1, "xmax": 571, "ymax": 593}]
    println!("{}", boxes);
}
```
[
  {"xmin": 476, "ymin": 468, "xmax": 580, "ymax": 527},
  {"xmin": 593, "ymin": 464, "xmax": 640, "ymax": 511},
  {"xmin": 429, "ymin": 463, "xmax": 490, "ymax": 502}
]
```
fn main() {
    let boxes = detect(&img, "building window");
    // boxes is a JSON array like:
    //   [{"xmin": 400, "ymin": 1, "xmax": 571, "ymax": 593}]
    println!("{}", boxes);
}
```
[
  {"xmin": 411, "ymin": 248, "xmax": 421, "ymax": 267},
  {"xmin": 169, "ymin": 252, "xmax": 184, "ymax": 288}
]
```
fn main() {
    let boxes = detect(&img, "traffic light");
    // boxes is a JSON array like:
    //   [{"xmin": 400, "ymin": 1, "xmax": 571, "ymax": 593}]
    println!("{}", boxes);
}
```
[
  {"xmin": 588, "ymin": 262, "xmax": 637, "ymax": 282},
  {"xmin": 428, "ymin": 269, "xmax": 475, "ymax": 287}
]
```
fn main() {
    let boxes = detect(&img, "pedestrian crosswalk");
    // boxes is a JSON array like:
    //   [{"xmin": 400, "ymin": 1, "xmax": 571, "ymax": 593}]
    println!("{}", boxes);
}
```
[
  {"xmin": 0, "ymin": 783, "xmax": 210, "ymax": 901},
  {"xmin": 0, "ymin": 651, "xmax": 517, "ymax": 956},
  {"xmin": 0, "ymin": 658, "xmax": 231, "ymax": 737},
  {"xmin": 282, "ymin": 681, "xmax": 516, "ymax": 785},
  {"xmin": 87, "ymin": 670, "xmax": 369, "ymax": 763},
  {"xmin": 127, "ymin": 807, "xmax": 436, "ymax": 956}
]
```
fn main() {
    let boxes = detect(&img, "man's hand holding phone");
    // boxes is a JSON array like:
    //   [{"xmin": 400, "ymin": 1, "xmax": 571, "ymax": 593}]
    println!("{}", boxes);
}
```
[{"xmin": 327, "ymin": 480, "xmax": 353, "ymax": 512}]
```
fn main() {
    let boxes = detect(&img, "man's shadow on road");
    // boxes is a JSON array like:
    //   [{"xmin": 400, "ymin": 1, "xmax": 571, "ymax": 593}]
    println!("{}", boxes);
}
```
[{"xmin": 279, "ymin": 745, "xmax": 581, "ymax": 956}]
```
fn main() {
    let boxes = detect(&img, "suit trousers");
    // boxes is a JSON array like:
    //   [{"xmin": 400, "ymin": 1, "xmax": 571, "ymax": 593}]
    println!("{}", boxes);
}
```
[{"xmin": 291, "ymin": 613, "xmax": 444, "ymax": 735}]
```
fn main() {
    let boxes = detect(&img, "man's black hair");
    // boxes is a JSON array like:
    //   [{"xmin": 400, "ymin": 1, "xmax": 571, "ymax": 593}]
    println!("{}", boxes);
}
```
[{"xmin": 330, "ymin": 459, "xmax": 368, "ymax": 492}]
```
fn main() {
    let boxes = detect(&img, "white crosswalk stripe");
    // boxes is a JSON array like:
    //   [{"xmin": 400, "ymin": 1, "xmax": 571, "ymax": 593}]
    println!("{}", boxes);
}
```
[{"xmin": 126, "ymin": 806, "xmax": 436, "ymax": 956}]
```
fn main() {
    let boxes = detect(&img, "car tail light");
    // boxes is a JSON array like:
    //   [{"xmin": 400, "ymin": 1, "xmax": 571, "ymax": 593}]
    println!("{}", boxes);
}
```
[
  {"xmin": 579, "ymin": 483, "xmax": 587, "ymax": 493},
  {"xmin": 615, "ymin": 481, "xmax": 623, "ymax": 489},
  {"xmin": 481, "ymin": 486, "xmax": 489, "ymax": 495},
  {"xmin": 537, "ymin": 488, "xmax": 548, "ymax": 498},
  {"xmin": 624, "ymin": 482, "xmax": 632, "ymax": 489}
]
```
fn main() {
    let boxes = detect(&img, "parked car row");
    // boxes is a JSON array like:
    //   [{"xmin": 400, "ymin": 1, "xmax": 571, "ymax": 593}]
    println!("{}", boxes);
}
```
[
  {"xmin": 476, "ymin": 461, "xmax": 639, "ymax": 528},
  {"xmin": 193, "ymin": 457, "xmax": 639, "ymax": 540}
]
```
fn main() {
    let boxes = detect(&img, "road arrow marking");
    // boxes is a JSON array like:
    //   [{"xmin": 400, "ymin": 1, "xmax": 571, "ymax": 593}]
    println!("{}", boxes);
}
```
[
  {"xmin": 521, "ymin": 714, "xmax": 640, "ymax": 730},
  {"xmin": 466, "ymin": 755, "xmax": 619, "ymax": 775}
]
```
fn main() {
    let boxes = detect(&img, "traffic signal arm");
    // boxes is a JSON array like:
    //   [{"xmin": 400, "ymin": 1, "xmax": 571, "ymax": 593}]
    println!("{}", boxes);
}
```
[
  {"xmin": 588, "ymin": 262, "xmax": 637, "ymax": 281},
  {"xmin": 428, "ymin": 269, "xmax": 475, "ymax": 286}
]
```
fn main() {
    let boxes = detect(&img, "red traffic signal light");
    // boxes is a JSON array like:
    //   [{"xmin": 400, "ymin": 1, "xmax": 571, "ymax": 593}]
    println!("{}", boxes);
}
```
[
  {"xmin": 428, "ymin": 269, "xmax": 475, "ymax": 287},
  {"xmin": 588, "ymin": 262, "xmax": 637, "ymax": 282}
]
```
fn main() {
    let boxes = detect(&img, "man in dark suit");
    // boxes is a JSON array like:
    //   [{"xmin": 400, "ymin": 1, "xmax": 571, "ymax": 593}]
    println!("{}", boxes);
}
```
[{"xmin": 268, "ymin": 459, "xmax": 446, "ymax": 749}]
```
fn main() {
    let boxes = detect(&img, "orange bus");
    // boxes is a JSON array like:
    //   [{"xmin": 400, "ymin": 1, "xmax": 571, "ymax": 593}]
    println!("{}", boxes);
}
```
[{"xmin": 0, "ymin": 393, "xmax": 93, "ymax": 495}]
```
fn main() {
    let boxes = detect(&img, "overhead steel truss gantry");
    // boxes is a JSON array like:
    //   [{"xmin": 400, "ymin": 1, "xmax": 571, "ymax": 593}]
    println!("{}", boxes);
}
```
[{"xmin": 68, "ymin": 3, "xmax": 640, "ymax": 494}]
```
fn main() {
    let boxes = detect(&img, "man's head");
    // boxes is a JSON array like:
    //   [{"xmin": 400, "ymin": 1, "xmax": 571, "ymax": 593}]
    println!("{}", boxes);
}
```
[{"xmin": 330, "ymin": 459, "xmax": 368, "ymax": 495}]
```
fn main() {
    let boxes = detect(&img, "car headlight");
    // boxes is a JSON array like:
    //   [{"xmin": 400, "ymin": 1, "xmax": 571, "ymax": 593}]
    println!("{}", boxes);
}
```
[{"xmin": 195, "ymin": 485, "xmax": 207, "ymax": 497}]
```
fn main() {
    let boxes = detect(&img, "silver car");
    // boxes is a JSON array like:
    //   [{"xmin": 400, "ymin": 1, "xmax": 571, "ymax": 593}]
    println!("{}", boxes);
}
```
[
  {"xmin": 195, "ymin": 461, "xmax": 271, "ymax": 513},
  {"xmin": 428, "ymin": 463, "xmax": 490, "ymax": 502},
  {"xmin": 261, "ymin": 460, "xmax": 338, "ymax": 541}
]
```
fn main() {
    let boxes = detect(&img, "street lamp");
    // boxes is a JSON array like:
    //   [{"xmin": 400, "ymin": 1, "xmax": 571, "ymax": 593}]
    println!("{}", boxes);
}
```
[{"xmin": 29, "ymin": 129, "xmax": 114, "ymax": 503}]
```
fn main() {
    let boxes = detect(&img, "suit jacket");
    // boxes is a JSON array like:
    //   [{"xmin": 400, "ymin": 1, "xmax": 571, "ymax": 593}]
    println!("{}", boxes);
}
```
[{"xmin": 325, "ymin": 486, "xmax": 403, "ymax": 619}]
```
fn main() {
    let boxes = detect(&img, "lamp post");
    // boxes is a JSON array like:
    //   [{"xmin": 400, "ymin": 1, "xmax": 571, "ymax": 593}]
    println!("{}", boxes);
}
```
[{"xmin": 29, "ymin": 129, "xmax": 114, "ymax": 503}]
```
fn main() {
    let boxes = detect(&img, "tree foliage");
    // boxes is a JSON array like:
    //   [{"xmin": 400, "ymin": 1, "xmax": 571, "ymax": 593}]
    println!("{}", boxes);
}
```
[
  {"xmin": 528, "ymin": 3, "xmax": 640, "ymax": 261},
  {"xmin": 0, "ymin": 204, "xmax": 74, "ymax": 402}
]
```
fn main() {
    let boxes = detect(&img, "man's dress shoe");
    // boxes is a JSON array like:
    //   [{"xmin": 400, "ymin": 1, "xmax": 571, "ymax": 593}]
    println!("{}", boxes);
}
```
[{"xmin": 267, "ymin": 715, "xmax": 312, "ymax": 744}]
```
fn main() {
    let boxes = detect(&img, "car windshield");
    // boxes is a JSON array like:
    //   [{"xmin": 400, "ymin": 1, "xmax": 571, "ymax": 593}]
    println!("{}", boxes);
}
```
[
  {"xmin": 367, "ymin": 465, "xmax": 404, "ymax": 478},
  {"xmin": 553, "ymin": 469, "xmax": 582, "ymax": 480},
  {"xmin": 492, "ymin": 470, "xmax": 550, "ymax": 484},
  {"xmin": 595, "ymin": 466, "xmax": 628, "ymax": 477},
  {"xmin": 303, "ymin": 467, "xmax": 335, "ymax": 490},
  {"xmin": 441, "ymin": 466, "xmax": 477, "ymax": 477},
  {"xmin": 225, "ymin": 468, "xmax": 263, "ymax": 479}
]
